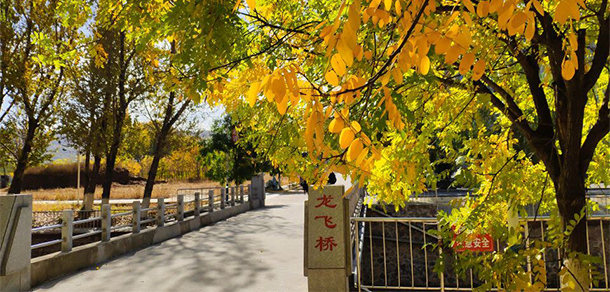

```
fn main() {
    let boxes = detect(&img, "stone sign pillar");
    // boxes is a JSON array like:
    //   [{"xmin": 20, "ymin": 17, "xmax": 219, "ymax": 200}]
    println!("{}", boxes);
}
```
[
  {"xmin": 249, "ymin": 174, "xmax": 265, "ymax": 209},
  {"xmin": 0, "ymin": 194, "xmax": 32, "ymax": 291},
  {"xmin": 304, "ymin": 185, "xmax": 350, "ymax": 292}
]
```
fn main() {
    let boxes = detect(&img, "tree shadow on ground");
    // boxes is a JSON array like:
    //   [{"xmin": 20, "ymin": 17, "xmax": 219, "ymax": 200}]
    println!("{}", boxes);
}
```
[{"xmin": 35, "ymin": 196, "xmax": 304, "ymax": 292}]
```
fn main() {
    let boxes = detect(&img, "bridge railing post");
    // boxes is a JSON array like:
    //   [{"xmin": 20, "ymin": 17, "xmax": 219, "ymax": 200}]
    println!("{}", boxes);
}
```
[
  {"xmin": 194, "ymin": 192, "xmax": 201, "ymax": 217},
  {"xmin": 220, "ymin": 188, "xmax": 226, "ymax": 209},
  {"xmin": 208, "ymin": 190, "xmax": 214, "ymax": 212},
  {"xmin": 101, "ymin": 204, "xmax": 111, "ymax": 242},
  {"xmin": 157, "ymin": 198, "xmax": 165, "ymax": 227},
  {"xmin": 240, "ymin": 185, "xmax": 244, "ymax": 204},
  {"xmin": 231, "ymin": 187, "xmax": 236, "ymax": 206},
  {"xmin": 132, "ymin": 201, "xmax": 141, "ymax": 234},
  {"xmin": 177, "ymin": 195, "xmax": 184, "ymax": 221},
  {"xmin": 61, "ymin": 209, "xmax": 73, "ymax": 252}
]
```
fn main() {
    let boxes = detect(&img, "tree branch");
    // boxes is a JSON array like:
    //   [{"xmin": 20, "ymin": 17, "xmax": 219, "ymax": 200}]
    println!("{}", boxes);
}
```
[
  {"xmin": 579, "ymin": 84, "xmax": 609, "ymax": 174},
  {"xmin": 582, "ymin": 12, "xmax": 609, "ymax": 92}
]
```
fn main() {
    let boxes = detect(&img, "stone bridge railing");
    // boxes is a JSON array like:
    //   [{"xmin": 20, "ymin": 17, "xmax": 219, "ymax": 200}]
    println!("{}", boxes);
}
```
[{"xmin": 0, "ymin": 174, "xmax": 266, "ymax": 291}]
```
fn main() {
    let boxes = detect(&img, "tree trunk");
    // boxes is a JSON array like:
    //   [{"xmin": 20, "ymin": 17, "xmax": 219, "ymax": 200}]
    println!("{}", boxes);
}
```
[
  {"xmin": 101, "ymin": 124, "xmax": 122, "ymax": 204},
  {"xmin": 85, "ymin": 154, "xmax": 101, "ymax": 194},
  {"xmin": 554, "ymin": 169, "xmax": 589, "ymax": 291},
  {"xmin": 82, "ymin": 150, "xmax": 91, "ymax": 195},
  {"xmin": 142, "ymin": 131, "xmax": 168, "ymax": 208},
  {"xmin": 81, "ymin": 154, "xmax": 100, "ymax": 211},
  {"xmin": 101, "ymin": 31, "xmax": 127, "ymax": 204},
  {"xmin": 7, "ymin": 118, "xmax": 37, "ymax": 194},
  {"xmin": 555, "ymin": 174, "xmax": 587, "ymax": 254}
]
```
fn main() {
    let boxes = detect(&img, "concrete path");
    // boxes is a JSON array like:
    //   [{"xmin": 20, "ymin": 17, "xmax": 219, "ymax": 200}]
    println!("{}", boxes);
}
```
[{"xmin": 34, "ymin": 192, "xmax": 308, "ymax": 292}]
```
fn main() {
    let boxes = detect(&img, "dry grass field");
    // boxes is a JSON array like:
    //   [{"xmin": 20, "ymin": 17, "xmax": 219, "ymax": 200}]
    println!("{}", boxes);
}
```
[
  {"xmin": 3, "ymin": 174, "xmax": 294, "ymax": 212},
  {"xmin": 23, "ymin": 180, "xmax": 222, "ymax": 201}
]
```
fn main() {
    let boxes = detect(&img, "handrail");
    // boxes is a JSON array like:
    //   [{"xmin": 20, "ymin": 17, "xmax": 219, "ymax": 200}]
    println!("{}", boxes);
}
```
[
  {"xmin": 73, "ymin": 217, "xmax": 102, "ymax": 225},
  {"xmin": 73, "ymin": 230, "xmax": 102, "ymax": 240},
  {"xmin": 31, "ymin": 177, "xmax": 258, "ymax": 256},
  {"xmin": 31, "ymin": 239, "xmax": 62, "ymax": 250},
  {"xmin": 351, "ymin": 217, "xmax": 440, "ymax": 223},
  {"xmin": 32, "ymin": 224, "xmax": 62, "ymax": 232},
  {"xmin": 111, "ymin": 211, "xmax": 131, "ymax": 218}
]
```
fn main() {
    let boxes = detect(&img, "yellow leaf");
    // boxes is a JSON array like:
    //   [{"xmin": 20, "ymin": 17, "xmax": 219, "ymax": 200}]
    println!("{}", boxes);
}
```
[
  {"xmin": 510, "ymin": 12, "xmax": 528, "ymax": 30},
  {"xmin": 435, "ymin": 37, "xmax": 452, "ymax": 54},
  {"xmin": 459, "ymin": 52, "xmax": 475, "ymax": 75},
  {"xmin": 152, "ymin": 59, "xmax": 159, "ymax": 67},
  {"xmin": 246, "ymin": 0, "xmax": 256, "ymax": 10},
  {"xmin": 347, "ymin": 2, "xmax": 361, "ymax": 31},
  {"xmin": 419, "ymin": 55, "xmax": 430, "ymax": 75},
  {"xmin": 363, "ymin": 50, "xmax": 373, "ymax": 60},
  {"xmin": 392, "ymin": 68, "xmax": 403, "ymax": 84},
  {"xmin": 462, "ymin": 0, "xmax": 476, "ymax": 13},
  {"xmin": 232, "ymin": 1, "xmax": 241, "ymax": 12},
  {"xmin": 407, "ymin": 163, "xmax": 416, "ymax": 183},
  {"xmin": 454, "ymin": 31, "xmax": 472, "ymax": 49},
  {"xmin": 320, "ymin": 25, "xmax": 334, "ymax": 38},
  {"xmin": 445, "ymin": 45, "xmax": 464, "ymax": 64},
  {"xmin": 568, "ymin": 33, "xmax": 578, "ymax": 49},
  {"xmin": 525, "ymin": 20, "xmax": 535, "ymax": 40},
  {"xmin": 562, "ymin": 58, "xmax": 575, "ymax": 80},
  {"xmin": 555, "ymin": 0, "xmax": 571, "ymax": 25},
  {"xmin": 477, "ymin": 1, "xmax": 490, "ymax": 17},
  {"xmin": 472, "ymin": 59, "xmax": 486, "ymax": 80},
  {"xmin": 276, "ymin": 96, "xmax": 288, "ymax": 115},
  {"xmin": 339, "ymin": 128, "xmax": 355, "ymax": 149},
  {"xmin": 395, "ymin": 0, "xmax": 402, "ymax": 14},
  {"xmin": 347, "ymin": 138, "xmax": 364, "ymax": 161},
  {"xmin": 325, "ymin": 70, "xmax": 340, "ymax": 86},
  {"xmin": 489, "ymin": 0, "xmax": 502, "ymax": 13},
  {"xmin": 336, "ymin": 37, "xmax": 354, "ymax": 66},
  {"xmin": 570, "ymin": 51, "xmax": 579, "ymax": 69},
  {"xmin": 329, "ymin": 118, "xmax": 344, "ymax": 133},
  {"xmin": 384, "ymin": 0, "xmax": 392, "ymax": 10},
  {"xmin": 247, "ymin": 82, "xmax": 260, "ymax": 107},
  {"xmin": 271, "ymin": 76, "xmax": 286, "ymax": 103},
  {"xmin": 567, "ymin": 0, "xmax": 580, "ymax": 20},
  {"xmin": 355, "ymin": 147, "xmax": 369, "ymax": 167},
  {"xmin": 331, "ymin": 53, "xmax": 347, "ymax": 76},
  {"xmin": 532, "ymin": 0, "xmax": 544, "ymax": 15},
  {"xmin": 462, "ymin": 11, "xmax": 473, "ymax": 26},
  {"xmin": 351, "ymin": 120, "xmax": 362, "ymax": 132},
  {"xmin": 380, "ymin": 71, "xmax": 391, "ymax": 85}
]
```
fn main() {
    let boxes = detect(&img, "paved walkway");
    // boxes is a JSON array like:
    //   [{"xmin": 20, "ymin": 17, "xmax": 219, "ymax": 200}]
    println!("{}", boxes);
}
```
[{"xmin": 35, "ymin": 192, "xmax": 308, "ymax": 292}]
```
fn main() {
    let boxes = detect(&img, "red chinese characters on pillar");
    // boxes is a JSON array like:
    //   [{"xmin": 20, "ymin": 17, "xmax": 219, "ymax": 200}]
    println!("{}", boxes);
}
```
[
  {"xmin": 315, "ymin": 215, "xmax": 336, "ymax": 229},
  {"xmin": 315, "ymin": 195, "xmax": 337, "ymax": 208},
  {"xmin": 313, "ymin": 194, "xmax": 339, "ymax": 252},
  {"xmin": 315, "ymin": 236, "xmax": 338, "ymax": 251}
]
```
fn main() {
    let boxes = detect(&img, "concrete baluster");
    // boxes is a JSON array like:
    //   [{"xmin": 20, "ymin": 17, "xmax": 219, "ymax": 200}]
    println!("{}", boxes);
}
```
[
  {"xmin": 194, "ymin": 192, "xmax": 201, "ymax": 217},
  {"xmin": 101, "ymin": 204, "xmax": 111, "ymax": 242},
  {"xmin": 208, "ymin": 190, "xmax": 214, "ymax": 212},
  {"xmin": 61, "ymin": 210, "xmax": 73, "ymax": 252},
  {"xmin": 240, "ymin": 185, "xmax": 244, "ymax": 204},
  {"xmin": 132, "ymin": 201, "xmax": 141, "ymax": 234},
  {"xmin": 177, "ymin": 195, "xmax": 184, "ymax": 221},
  {"xmin": 220, "ymin": 188, "xmax": 226, "ymax": 209},
  {"xmin": 157, "ymin": 198, "xmax": 165, "ymax": 227},
  {"xmin": 231, "ymin": 187, "xmax": 236, "ymax": 206}
]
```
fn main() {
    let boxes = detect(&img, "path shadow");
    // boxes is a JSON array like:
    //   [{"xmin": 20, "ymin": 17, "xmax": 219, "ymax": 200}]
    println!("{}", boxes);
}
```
[{"xmin": 35, "ymin": 196, "xmax": 305, "ymax": 292}]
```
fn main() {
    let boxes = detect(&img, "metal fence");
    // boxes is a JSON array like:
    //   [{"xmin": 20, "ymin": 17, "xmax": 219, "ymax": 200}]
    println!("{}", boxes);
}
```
[
  {"xmin": 351, "ymin": 215, "xmax": 610, "ymax": 291},
  {"xmin": 31, "ymin": 184, "xmax": 251, "ymax": 256}
]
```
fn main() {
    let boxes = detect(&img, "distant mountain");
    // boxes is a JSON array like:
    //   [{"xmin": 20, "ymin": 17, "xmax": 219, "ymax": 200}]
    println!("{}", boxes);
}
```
[{"xmin": 47, "ymin": 139, "xmax": 78, "ymax": 162}]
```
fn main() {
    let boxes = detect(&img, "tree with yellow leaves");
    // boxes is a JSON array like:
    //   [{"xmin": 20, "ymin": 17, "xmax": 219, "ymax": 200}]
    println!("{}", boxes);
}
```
[{"xmin": 114, "ymin": 0, "xmax": 607, "ymax": 289}]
